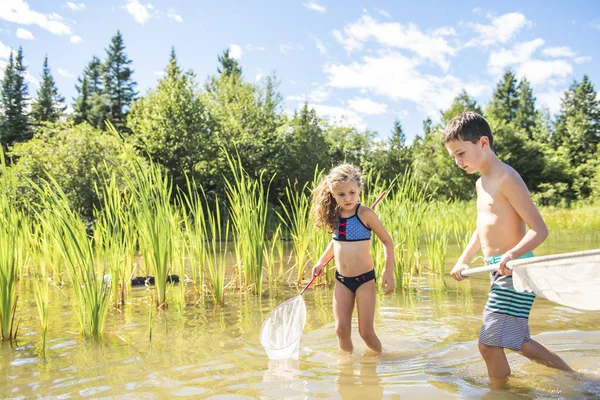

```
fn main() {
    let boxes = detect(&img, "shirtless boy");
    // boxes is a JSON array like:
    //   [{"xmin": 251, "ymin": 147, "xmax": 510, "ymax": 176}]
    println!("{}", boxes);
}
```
[{"xmin": 444, "ymin": 111, "xmax": 572, "ymax": 388}]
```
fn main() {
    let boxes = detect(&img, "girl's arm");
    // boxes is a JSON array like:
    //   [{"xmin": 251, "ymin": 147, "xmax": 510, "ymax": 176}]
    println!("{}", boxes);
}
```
[
  {"xmin": 362, "ymin": 207, "xmax": 395, "ymax": 294},
  {"xmin": 312, "ymin": 240, "xmax": 334, "ymax": 277}
]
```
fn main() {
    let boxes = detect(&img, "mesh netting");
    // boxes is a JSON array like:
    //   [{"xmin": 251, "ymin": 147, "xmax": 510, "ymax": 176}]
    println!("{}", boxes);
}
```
[
  {"xmin": 260, "ymin": 295, "xmax": 307, "ymax": 360},
  {"xmin": 510, "ymin": 249, "xmax": 600, "ymax": 311}
]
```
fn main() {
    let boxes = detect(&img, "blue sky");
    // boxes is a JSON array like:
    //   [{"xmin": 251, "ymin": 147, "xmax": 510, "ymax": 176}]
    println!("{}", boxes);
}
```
[{"xmin": 0, "ymin": 0, "xmax": 599, "ymax": 143}]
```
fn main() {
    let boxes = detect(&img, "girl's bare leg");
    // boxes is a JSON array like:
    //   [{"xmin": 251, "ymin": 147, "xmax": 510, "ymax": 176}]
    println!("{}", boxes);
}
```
[
  {"xmin": 333, "ymin": 282, "xmax": 355, "ymax": 352},
  {"xmin": 355, "ymin": 280, "xmax": 381, "ymax": 353}
]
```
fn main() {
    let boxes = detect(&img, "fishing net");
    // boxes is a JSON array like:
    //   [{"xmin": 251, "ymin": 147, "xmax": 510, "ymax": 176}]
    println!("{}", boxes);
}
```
[
  {"xmin": 260, "ymin": 295, "xmax": 307, "ymax": 360},
  {"xmin": 510, "ymin": 249, "xmax": 600, "ymax": 311},
  {"xmin": 462, "ymin": 249, "xmax": 600, "ymax": 311}
]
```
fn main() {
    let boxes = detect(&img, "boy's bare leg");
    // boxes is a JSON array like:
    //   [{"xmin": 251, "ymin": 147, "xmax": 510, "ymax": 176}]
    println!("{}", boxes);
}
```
[
  {"xmin": 333, "ymin": 283, "xmax": 355, "ymax": 352},
  {"xmin": 355, "ymin": 281, "xmax": 382, "ymax": 353},
  {"xmin": 519, "ymin": 339, "xmax": 573, "ymax": 372},
  {"xmin": 478, "ymin": 343, "xmax": 511, "ymax": 389}
]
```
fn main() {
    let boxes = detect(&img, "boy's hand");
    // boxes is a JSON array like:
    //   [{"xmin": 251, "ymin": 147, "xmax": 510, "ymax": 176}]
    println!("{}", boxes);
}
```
[
  {"xmin": 381, "ymin": 269, "xmax": 395, "ymax": 294},
  {"xmin": 451, "ymin": 263, "xmax": 470, "ymax": 281},
  {"xmin": 497, "ymin": 253, "xmax": 515, "ymax": 276},
  {"xmin": 312, "ymin": 263, "xmax": 324, "ymax": 277}
]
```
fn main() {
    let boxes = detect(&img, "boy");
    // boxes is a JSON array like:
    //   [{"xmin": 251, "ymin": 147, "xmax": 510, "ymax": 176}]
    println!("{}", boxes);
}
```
[{"xmin": 444, "ymin": 111, "xmax": 572, "ymax": 388}]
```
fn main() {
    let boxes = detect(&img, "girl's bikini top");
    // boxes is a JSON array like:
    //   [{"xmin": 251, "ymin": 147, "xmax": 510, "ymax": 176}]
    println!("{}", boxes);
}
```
[{"xmin": 332, "ymin": 204, "xmax": 372, "ymax": 242}]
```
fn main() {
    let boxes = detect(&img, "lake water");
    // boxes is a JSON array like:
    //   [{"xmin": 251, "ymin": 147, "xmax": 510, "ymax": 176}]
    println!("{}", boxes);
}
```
[{"xmin": 2, "ymin": 232, "xmax": 599, "ymax": 399}]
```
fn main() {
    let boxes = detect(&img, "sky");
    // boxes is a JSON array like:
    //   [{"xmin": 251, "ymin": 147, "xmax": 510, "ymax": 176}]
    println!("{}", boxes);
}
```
[{"xmin": 0, "ymin": 0, "xmax": 599, "ymax": 143}]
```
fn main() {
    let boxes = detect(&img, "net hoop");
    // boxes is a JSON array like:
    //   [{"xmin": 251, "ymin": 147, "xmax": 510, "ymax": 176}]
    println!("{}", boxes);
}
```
[{"xmin": 259, "ymin": 295, "xmax": 307, "ymax": 351}]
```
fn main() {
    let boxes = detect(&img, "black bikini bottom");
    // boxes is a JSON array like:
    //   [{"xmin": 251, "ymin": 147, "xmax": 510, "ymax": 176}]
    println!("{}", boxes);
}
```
[{"xmin": 335, "ymin": 269, "xmax": 376, "ymax": 293}]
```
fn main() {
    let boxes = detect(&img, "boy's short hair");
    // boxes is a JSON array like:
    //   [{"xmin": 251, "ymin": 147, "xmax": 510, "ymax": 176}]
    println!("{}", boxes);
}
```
[{"xmin": 443, "ymin": 111, "xmax": 494, "ymax": 150}]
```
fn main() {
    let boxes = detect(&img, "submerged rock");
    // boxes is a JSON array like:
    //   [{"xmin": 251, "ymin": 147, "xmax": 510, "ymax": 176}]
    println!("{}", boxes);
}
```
[{"xmin": 130, "ymin": 275, "xmax": 180, "ymax": 286}]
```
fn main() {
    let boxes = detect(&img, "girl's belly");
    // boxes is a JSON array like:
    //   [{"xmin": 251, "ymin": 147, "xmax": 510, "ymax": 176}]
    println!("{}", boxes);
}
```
[{"xmin": 333, "ymin": 240, "xmax": 374, "ymax": 276}]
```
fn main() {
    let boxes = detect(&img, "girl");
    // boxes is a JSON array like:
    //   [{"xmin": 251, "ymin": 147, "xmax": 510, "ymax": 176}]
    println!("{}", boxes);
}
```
[{"xmin": 311, "ymin": 164, "xmax": 395, "ymax": 353}]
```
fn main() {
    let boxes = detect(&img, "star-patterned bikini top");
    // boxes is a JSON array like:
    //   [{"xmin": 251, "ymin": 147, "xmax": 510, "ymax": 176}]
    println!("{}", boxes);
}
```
[{"xmin": 332, "ymin": 204, "xmax": 372, "ymax": 242}]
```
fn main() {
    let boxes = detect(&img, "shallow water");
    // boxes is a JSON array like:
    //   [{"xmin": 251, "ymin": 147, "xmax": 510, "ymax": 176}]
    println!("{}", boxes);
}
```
[{"xmin": 2, "ymin": 235, "xmax": 600, "ymax": 399}]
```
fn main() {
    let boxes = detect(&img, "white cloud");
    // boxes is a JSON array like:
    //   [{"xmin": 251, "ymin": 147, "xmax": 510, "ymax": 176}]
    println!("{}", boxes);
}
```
[
  {"xmin": 466, "ymin": 12, "xmax": 530, "ymax": 47},
  {"xmin": 574, "ymin": 56, "xmax": 591, "ymax": 64},
  {"xmin": 287, "ymin": 87, "xmax": 330, "ymax": 103},
  {"xmin": 246, "ymin": 44, "xmax": 265, "ymax": 52},
  {"xmin": 517, "ymin": 60, "xmax": 572, "ymax": 86},
  {"xmin": 167, "ymin": 9, "xmax": 182, "ymax": 23},
  {"xmin": 0, "ymin": 41, "xmax": 12, "ymax": 59},
  {"xmin": 375, "ymin": 8, "xmax": 390, "ymax": 18},
  {"xmin": 537, "ymin": 89, "xmax": 564, "ymax": 114},
  {"xmin": 432, "ymin": 27, "xmax": 457, "ymax": 37},
  {"xmin": 591, "ymin": 23, "xmax": 600, "ymax": 31},
  {"xmin": 229, "ymin": 44, "xmax": 243, "ymax": 59},
  {"xmin": 303, "ymin": 2, "xmax": 326, "ymax": 13},
  {"xmin": 542, "ymin": 46, "xmax": 575, "ymax": 58},
  {"xmin": 348, "ymin": 97, "xmax": 387, "ymax": 115},
  {"xmin": 309, "ymin": 104, "xmax": 366, "ymax": 129},
  {"xmin": 25, "ymin": 71, "xmax": 38, "ymax": 86},
  {"xmin": 313, "ymin": 37, "xmax": 326, "ymax": 55},
  {"xmin": 324, "ymin": 53, "xmax": 474, "ymax": 116},
  {"xmin": 255, "ymin": 72, "xmax": 263, "ymax": 82},
  {"xmin": 70, "ymin": 35, "xmax": 82, "ymax": 44},
  {"xmin": 0, "ymin": 0, "xmax": 73, "ymax": 36},
  {"xmin": 124, "ymin": 0, "xmax": 151, "ymax": 24},
  {"xmin": 0, "ymin": 60, "xmax": 7, "ymax": 80},
  {"xmin": 332, "ymin": 15, "xmax": 456, "ymax": 70},
  {"xmin": 16, "ymin": 27, "xmax": 34, "ymax": 40},
  {"xmin": 488, "ymin": 38, "xmax": 545, "ymax": 75},
  {"xmin": 57, "ymin": 68, "xmax": 75, "ymax": 78},
  {"xmin": 65, "ymin": 2, "xmax": 86, "ymax": 11},
  {"xmin": 280, "ymin": 43, "xmax": 293, "ymax": 54},
  {"xmin": 153, "ymin": 70, "xmax": 164, "ymax": 77}
]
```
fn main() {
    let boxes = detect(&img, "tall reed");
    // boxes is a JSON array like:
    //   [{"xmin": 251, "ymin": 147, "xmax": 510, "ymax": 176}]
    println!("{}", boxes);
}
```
[
  {"xmin": 204, "ymin": 197, "xmax": 230, "ymax": 305},
  {"xmin": 124, "ymin": 158, "xmax": 175, "ymax": 307},
  {"xmin": 179, "ymin": 177, "xmax": 208, "ymax": 296},
  {"xmin": 32, "ymin": 175, "xmax": 111, "ymax": 337},
  {"xmin": 278, "ymin": 180, "xmax": 313, "ymax": 285},
  {"xmin": 224, "ymin": 151, "xmax": 271, "ymax": 294},
  {"xmin": 0, "ymin": 151, "xmax": 21, "ymax": 340}
]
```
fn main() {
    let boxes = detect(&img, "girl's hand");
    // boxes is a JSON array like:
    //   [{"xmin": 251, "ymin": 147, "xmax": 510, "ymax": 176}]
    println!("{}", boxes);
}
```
[
  {"xmin": 451, "ymin": 263, "xmax": 469, "ymax": 281},
  {"xmin": 497, "ymin": 253, "xmax": 515, "ymax": 276},
  {"xmin": 381, "ymin": 269, "xmax": 395, "ymax": 294},
  {"xmin": 312, "ymin": 264, "xmax": 324, "ymax": 277}
]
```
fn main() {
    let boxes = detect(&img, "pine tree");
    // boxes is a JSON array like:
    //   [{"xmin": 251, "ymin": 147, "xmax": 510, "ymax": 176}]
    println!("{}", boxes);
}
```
[
  {"xmin": 514, "ymin": 77, "xmax": 537, "ymax": 137},
  {"xmin": 31, "ymin": 56, "xmax": 66, "ymax": 125},
  {"xmin": 217, "ymin": 49, "xmax": 243, "ymax": 77},
  {"xmin": 103, "ymin": 31, "xmax": 137, "ymax": 131},
  {"xmin": 554, "ymin": 75, "xmax": 600, "ymax": 167},
  {"xmin": 73, "ymin": 56, "xmax": 109, "ymax": 128},
  {"xmin": 0, "ymin": 47, "xmax": 30, "ymax": 147},
  {"xmin": 487, "ymin": 69, "xmax": 519, "ymax": 124}
]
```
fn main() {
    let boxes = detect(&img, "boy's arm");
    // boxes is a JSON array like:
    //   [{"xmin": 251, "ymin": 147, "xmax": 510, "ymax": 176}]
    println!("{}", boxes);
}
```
[
  {"xmin": 498, "ymin": 170, "xmax": 548, "ymax": 275},
  {"xmin": 451, "ymin": 229, "xmax": 480, "ymax": 281},
  {"xmin": 363, "ymin": 208, "xmax": 395, "ymax": 294},
  {"xmin": 312, "ymin": 240, "xmax": 334, "ymax": 277}
]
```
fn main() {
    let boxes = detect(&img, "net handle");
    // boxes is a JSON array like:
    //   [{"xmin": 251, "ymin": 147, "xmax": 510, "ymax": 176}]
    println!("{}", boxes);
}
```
[
  {"xmin": 460, "ymin": 249, "xmax": 600, "ymax": 277},
  {"xmin": 300, "ymin": 191, "xmax": 387, "ymax": 295}
]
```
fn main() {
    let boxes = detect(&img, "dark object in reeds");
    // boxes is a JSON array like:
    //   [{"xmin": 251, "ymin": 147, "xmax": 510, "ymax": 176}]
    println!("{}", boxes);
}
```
[{"xmin": 130, "ymin": 275, "xmax": 180, "ymax": 286}]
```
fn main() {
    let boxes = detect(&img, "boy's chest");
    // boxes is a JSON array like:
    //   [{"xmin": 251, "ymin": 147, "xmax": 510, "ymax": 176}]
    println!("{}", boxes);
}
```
[{"xmin": 476, "ymin": 183, "xmax": 506, "ymax": 212}]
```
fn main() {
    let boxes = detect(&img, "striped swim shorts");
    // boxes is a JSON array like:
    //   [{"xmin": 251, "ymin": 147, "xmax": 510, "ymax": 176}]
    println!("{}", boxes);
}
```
[{"xmin": 478, "ymin": 252, "xmax": 535, "ymax": 352}]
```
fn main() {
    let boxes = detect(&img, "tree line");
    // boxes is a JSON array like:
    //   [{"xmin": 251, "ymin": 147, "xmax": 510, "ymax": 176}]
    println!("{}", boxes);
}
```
[{"xmin": 1, "ymin": 31, "xmax": 598, "ymax": 221}]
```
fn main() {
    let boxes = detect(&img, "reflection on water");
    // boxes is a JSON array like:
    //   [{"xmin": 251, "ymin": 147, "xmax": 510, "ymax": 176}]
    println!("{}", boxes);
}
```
[{"xmin": 1, "ymin": 239, "xmax": 600, "ymax": 398}]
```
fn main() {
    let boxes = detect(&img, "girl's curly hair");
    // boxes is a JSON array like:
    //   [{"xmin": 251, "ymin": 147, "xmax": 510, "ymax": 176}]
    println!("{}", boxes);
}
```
[{"xmin": 310, "ymin": 164, "xmax": 364, "ymax": 233}]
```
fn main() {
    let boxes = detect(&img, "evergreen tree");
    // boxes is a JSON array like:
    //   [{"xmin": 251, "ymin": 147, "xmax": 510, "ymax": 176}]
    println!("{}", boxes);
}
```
[
  {"xmin": 31, "ymin": 56, "xmax": 66, "ymax": 125},
  {"xmin": 514, "ymin": 77, "xmax": 537, "ymax": 138},
  {"xmin": 217, "ymin": 49, "xmax": 243, "ymax": 77},
  {"xmin": 441, "ymin": 89, "xmax": 483, "ymax": 124},
  {"xmin": 72, "ymin": 56, "xmax": 107, "ymax": 127},
  {"xmin": 103, "ymin": 31, "xmax": 137, "ymax": 131},
  {"xmin": 0, "ymin": 47, "xmax": 30, "ymax": 147},
  {"xmin": 487, "ymin": 69, "xmax": 519, "ymax": 124}
]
